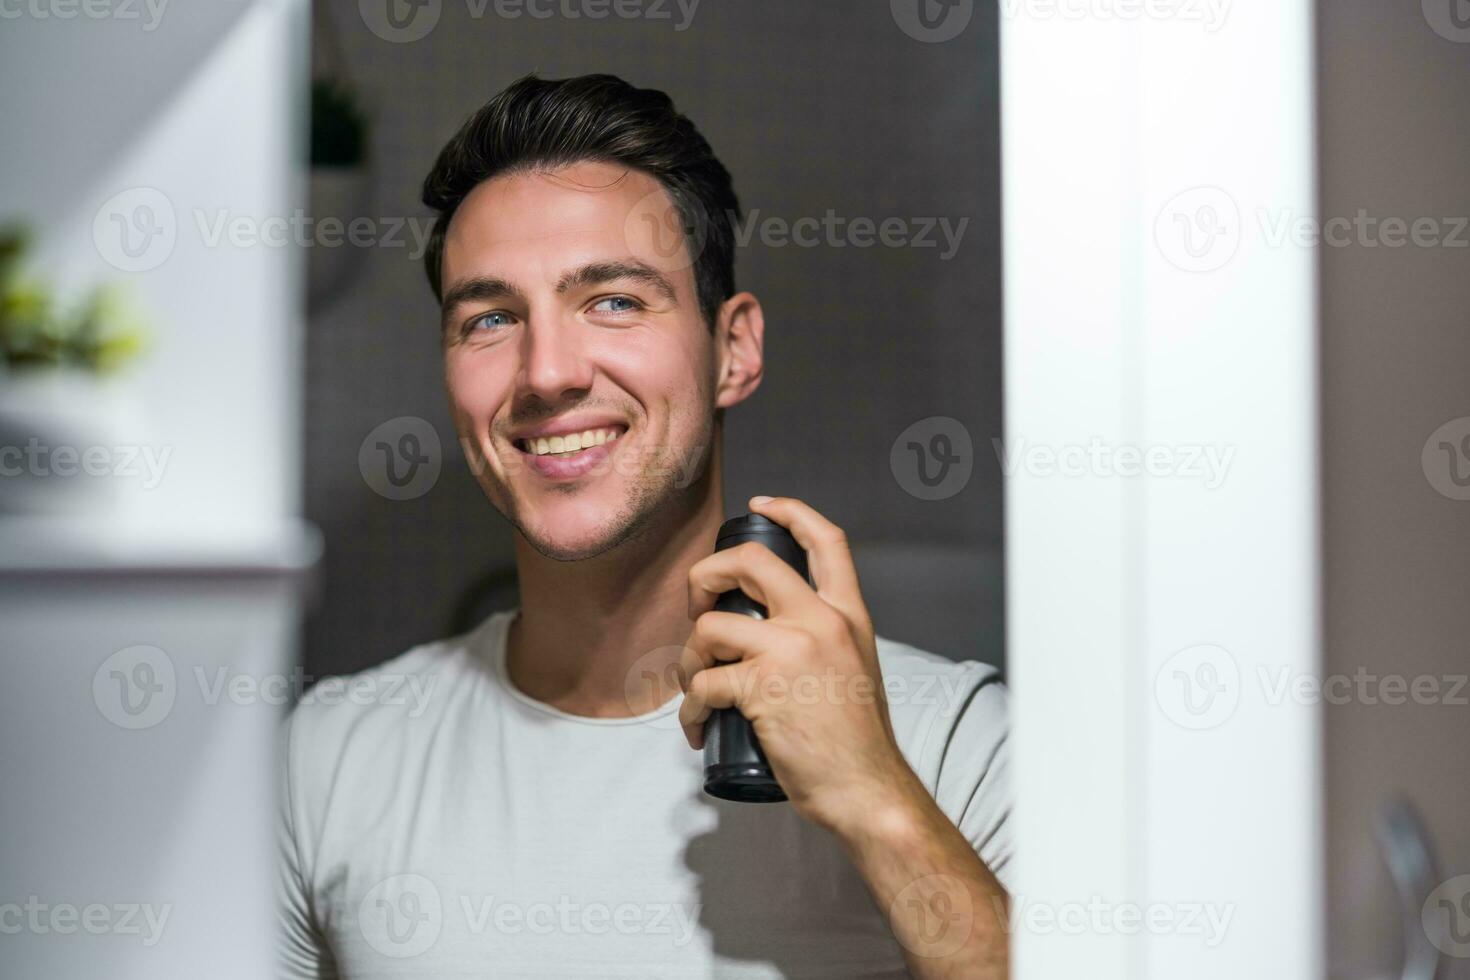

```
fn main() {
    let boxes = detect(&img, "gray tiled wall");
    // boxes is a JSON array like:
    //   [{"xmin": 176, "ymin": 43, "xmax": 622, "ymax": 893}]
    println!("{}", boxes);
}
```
[{"xmin": 303, "ymin": 0, "xmax": 1002, "ymax": 678}]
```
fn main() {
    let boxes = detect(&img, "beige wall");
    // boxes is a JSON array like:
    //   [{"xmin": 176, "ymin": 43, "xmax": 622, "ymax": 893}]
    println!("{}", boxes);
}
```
[{"xmin": 1319, "ymin": 3, "xmax": 1470, "ymax": 976}]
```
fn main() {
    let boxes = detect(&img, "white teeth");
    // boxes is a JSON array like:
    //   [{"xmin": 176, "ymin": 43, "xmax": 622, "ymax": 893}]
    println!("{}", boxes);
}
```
[{"xmin": 521, "ymin": 426, "xmax": 624, "ymax": 456}]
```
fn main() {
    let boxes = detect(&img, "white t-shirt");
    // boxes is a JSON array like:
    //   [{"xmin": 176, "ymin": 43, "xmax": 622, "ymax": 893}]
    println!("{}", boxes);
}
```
[{"xmin": 277, "ymin": 608, "xmax": 1012, "ymax": 979}]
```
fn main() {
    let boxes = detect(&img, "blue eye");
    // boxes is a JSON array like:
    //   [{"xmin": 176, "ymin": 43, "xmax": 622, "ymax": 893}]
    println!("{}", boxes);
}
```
[
  {"xmin": 469, "ymin": 311, "xmax": 515, "ymax": 332},
  {"xmin": 590, "ymin": 295, "xmax": 642, "ymax": 314}
]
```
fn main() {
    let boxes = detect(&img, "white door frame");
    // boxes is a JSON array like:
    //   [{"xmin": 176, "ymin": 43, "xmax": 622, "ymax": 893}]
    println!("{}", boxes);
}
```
[{"xmin": 1001, "ymin": 4, "xmax": 1323, "ymax": 978}]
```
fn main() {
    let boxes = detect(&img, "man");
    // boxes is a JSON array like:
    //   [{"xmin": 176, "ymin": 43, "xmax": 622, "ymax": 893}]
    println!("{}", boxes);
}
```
[{"xmin": 278, "ymin": 73, "xmax": 1011, "ymax": 978}]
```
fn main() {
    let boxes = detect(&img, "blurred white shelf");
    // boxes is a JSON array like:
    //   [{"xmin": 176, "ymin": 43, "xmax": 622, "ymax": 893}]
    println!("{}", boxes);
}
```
[{"xmin": 0, "ymin": 515, "xmax": 322, "ymax": 577}]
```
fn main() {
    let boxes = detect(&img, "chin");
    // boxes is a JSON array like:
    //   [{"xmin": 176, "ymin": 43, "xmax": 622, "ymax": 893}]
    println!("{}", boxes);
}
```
[
  {"xmin": 525, "ymin": 531, "xmax": 619, "ymax": 563},
  {"xmin": 515, "ymin": 497, "xmax": 641, "ymax": 562}
]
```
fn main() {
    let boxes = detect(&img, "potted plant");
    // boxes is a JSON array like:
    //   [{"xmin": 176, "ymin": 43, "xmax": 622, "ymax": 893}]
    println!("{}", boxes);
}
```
[
  {"xmin": 308, "ymin": 77, "xmax": 373, "ymax": 311},
  {"xmin": 0, "ymin": 225, "xmax": 150, "ymax": 514}
]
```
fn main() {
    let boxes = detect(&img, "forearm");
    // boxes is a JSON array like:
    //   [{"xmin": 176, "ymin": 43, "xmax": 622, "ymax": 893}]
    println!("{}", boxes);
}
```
[{"xmin": 832, "ymin": 770, "xmax": 1009, "ymax": 980}]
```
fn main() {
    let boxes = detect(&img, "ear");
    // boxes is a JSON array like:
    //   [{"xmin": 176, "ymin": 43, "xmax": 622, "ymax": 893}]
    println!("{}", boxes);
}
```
[{"xmin": 713, "ymin": 291, "xmax": 765, "ymax": 410}]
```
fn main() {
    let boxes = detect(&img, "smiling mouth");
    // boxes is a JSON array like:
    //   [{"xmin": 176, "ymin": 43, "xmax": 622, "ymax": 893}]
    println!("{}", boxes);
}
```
[{"xmin": 514, "ymin": 425, "xmax": 626, "ymax": 458}]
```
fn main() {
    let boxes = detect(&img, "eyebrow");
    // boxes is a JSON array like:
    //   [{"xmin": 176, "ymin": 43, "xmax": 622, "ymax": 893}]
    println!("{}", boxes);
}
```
[
  {"xmin": 555, "ymin": 260, "xmax": 677, "ymax": 305},
  {"xmin": 439, "ymin": 259, "xmax": 679, "ymax": 335}
]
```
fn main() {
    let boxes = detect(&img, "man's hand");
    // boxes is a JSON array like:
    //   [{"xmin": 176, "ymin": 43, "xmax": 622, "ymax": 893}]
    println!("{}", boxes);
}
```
[
  {"xmin": 678, "ymin": 494, "xmax": 914, "ymax": 836},
  {"xmin": 679, "ymin": 494, "xmax": 1011, "ymax": 979}
]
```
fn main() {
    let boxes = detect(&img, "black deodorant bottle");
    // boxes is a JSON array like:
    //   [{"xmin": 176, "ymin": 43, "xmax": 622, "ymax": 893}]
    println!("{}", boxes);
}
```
[{"xmin": 701, "ymin": 513, "xmax": 809, "ymax": 804}]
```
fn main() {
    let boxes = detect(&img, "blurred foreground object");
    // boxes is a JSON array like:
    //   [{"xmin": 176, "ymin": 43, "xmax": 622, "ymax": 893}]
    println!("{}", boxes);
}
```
[
  {"xmin": 0, "ymin": 223, "xmax": 151, "ymax": 514},
  {"xmin": 0, "ymin": 1, "xmax": 318, "ymax": 978}
]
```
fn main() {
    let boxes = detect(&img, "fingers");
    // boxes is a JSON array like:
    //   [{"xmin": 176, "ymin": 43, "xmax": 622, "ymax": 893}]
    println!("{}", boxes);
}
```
[
  {"xmin": 747, "ymin": 496, "xmax": 868, "ymax": 629},
  {"xmin": 677, "ymin": 610, "xmax": 767, "ymax": 683},
  {"xmin": 687, "ymin": 539, "xmax": 821, "ymax": 621},
  {"xmin": 676, "ymin": 613, "xmax": 799, "ymax": 751},
  {"xmin": 678, "ymin": 661, "xmax": 749, "ymax": 750}
]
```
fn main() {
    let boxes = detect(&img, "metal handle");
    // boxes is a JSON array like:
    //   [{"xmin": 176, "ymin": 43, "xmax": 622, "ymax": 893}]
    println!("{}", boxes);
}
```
[{"xmin": 1374, "ymin": 797, "xmax": 1444, "ymax": 980}]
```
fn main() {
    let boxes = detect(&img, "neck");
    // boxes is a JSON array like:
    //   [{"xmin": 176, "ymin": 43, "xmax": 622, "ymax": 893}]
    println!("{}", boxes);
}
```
[{"xmin": 505, "ymin": 451, "xmax": 726, "ymax": 718}]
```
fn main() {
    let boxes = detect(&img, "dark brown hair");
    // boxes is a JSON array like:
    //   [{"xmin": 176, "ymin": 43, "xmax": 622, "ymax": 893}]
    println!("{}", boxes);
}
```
[{"xmin": 420, "ymin": 73, "xmax": 741, "ymax": 329}]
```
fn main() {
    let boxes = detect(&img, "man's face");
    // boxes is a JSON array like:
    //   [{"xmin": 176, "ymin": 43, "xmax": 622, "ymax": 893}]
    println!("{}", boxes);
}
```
[{"xmin": 440, "ymin": 161, "xmax": 721, "ymax": 561}]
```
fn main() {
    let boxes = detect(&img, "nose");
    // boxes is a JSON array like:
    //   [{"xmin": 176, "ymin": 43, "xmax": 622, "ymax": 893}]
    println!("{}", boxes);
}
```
[{"xmin": 518, "ymin": 315, "xmax": 594, "ymax": 403}]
